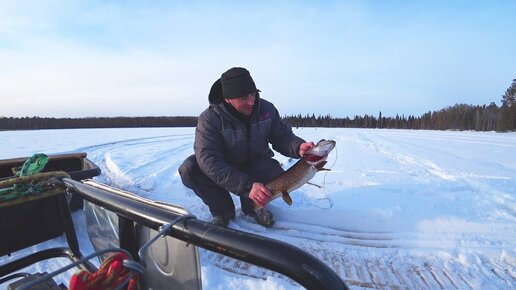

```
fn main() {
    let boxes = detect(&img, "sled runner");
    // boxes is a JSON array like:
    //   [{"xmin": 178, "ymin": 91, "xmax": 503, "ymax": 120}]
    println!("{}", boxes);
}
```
[{"xmin": 0, "ymin": 153, "xmax": 348, "ymax": 290}]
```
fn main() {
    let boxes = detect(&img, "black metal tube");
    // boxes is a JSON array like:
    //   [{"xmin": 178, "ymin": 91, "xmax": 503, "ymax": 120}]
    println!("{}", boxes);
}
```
[
  {"xmin": 0, "ymin": 248, "xmax": 96, "ymax": 279},
  {"xmin": 63, "ymin": 178, "xmax": 348, "ymax": 290}
]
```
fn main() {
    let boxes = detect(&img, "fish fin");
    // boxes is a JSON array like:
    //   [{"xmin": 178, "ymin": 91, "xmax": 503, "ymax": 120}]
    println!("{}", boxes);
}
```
[
  {"xmin": 315, "ymin": 161, "xmax": 328, "ymax": 171},
  {"xmin": 307, "ymin": 182, "xmax": 323, "ymax": 189},
  {"xmin": 282, "ymin": 192, "xmax": 293, "ymax": 205}
]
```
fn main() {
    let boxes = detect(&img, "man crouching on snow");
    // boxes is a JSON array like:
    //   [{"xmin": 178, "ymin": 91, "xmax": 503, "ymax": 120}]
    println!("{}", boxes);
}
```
[{"xmin": 178, "ymin": 67, "xmax": 314, "ymax": 228}]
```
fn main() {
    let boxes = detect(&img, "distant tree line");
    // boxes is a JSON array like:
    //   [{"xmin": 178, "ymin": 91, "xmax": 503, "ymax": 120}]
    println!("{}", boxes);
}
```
[
  {"xmin": 284, "ymin": 79, "xmax": 516, "ymax": 132},
  {"xmin": 0, "ymin": 116, "xmax": 197, "ymax": 130},
  {"xmin": 2, "ymin": 80, "xmax": 515, "ymax": 132},
  {"xmin": 284, "ymin": 102, "xmax": 513, "ymax": 131}
]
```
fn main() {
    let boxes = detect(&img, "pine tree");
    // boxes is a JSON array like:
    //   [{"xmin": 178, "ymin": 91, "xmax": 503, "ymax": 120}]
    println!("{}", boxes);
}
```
[
  {"xmin": 499, "ymin": 79, "xmax": 516, "ymax": 131},
  {"xmin": 501, "ymin": 79, "xmax": 516, "ymax": 107}
]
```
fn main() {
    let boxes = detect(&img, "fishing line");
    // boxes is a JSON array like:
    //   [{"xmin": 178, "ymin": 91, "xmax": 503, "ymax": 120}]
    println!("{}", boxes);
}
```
[{"xmin": 303, "ymin": 142, "xmax": 338, "ymax": 209}]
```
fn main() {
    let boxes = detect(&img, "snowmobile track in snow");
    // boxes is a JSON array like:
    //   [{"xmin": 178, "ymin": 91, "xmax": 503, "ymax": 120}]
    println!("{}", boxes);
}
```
[
  {"xmin": 209, "ymin": 246, "xmax": 515, "ymax": 289},
  {"xmin": 218, "ymin": 219, "xmax": 515, "ymax": 289}
]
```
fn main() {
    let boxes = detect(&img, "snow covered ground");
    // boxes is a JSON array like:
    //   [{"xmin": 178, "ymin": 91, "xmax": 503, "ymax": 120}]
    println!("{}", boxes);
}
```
[{"xmin": 1, "ymin": 127, "xmax": 515, "ymax": 289}]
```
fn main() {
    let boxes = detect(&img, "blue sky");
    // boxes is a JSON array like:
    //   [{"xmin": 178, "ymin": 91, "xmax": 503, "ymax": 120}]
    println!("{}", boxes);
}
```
[{"xmin": 1, "ymin": 0, "xmax": 515, "ymax": 118}]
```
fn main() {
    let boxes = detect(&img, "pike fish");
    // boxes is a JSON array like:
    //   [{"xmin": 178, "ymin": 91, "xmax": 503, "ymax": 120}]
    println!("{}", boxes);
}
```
[{"xmin": 257, "ymin": 139, "xmax": 336, "ymax": 209}]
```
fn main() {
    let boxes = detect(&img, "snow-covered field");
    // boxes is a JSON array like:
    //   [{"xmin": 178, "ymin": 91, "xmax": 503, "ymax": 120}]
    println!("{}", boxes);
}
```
[{"xmin": 1, "ymin": 127, "xmax": 515, "ymax": 289}]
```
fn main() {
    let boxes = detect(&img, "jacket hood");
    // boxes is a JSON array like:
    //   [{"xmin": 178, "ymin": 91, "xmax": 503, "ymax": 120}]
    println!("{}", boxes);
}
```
[{"xmin": 208, "ymin": 78, "xmax": 224, "ymax": 105}]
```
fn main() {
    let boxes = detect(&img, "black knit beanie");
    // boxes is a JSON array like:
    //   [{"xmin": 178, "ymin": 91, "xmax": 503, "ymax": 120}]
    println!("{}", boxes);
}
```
[{"xmin": 220, "ymin": 67, "xmax": 257, "ymax": 99}]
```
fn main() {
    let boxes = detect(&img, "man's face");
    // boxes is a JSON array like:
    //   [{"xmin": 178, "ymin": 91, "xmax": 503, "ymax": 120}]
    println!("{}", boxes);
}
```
[{"xmin": 225, "ymin": 92, "xmax": 256, "ymax": 116}]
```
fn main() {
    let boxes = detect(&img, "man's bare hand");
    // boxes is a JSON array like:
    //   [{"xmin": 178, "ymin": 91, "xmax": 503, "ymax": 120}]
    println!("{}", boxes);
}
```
[
  {"xmin": 248, "ymin": 182, "xmax": 272, "ymax": 207},
  {"xmin": 299, "ymin": 141, "xmax": 315, "ymax": 157}
]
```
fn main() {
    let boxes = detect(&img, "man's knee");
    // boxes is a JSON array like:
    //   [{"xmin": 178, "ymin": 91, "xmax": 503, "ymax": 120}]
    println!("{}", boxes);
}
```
[{"xmin": 178, "ymin": 154, "xmax": 198, "ymax": 189}]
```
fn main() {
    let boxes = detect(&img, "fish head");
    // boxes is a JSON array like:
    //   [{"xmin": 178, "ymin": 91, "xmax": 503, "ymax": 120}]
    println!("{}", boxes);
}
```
[{"xmin": 303, "ymin": 139, "xmax": 336, "ymax": 165}]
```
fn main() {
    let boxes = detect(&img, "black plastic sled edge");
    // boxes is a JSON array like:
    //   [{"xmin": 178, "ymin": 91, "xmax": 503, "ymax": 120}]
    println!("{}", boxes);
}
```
[{"xmin": 63, "ymin": 178, "xmax": 348, "ymax": 290}]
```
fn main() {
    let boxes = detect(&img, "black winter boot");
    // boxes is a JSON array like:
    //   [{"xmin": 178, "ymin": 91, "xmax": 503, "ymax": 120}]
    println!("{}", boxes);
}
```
[
  {"xmin": 211, "ymin": 211, "xmax": 235, "ymax": 227},
  {"xmin": 250, "ymin": 208, "xmax": 275, "ymax": 227}
]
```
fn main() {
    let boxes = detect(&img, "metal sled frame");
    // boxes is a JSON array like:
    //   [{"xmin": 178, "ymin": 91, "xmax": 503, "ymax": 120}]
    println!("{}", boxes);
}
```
[{"xmin": 64, "ymin": 178, "xmax": 348, "ymax": 290}]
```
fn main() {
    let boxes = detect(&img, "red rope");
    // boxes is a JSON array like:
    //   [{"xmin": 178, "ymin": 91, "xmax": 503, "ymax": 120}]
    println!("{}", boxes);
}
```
[{"xmin": 69, "ymin": 253, "xmax": 138, "ymax": 290}]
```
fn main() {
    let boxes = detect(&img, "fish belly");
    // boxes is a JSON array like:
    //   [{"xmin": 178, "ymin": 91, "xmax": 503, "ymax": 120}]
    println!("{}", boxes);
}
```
[{"xmin": 267, "ymin": 162, "xmax": 317, "ymax": 201}]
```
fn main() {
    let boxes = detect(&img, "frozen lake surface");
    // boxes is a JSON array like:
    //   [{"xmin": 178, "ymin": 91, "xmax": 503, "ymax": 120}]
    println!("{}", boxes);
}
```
[{"xmin": 1, "ymin": 127, "xmax": 515, "ymax": 289}]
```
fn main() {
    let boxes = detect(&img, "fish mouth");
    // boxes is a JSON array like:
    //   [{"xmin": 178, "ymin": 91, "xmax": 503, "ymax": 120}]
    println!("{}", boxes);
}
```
[
  {"xmin": 303, "ymin": 139, "xmax": 336, "ymax": 163},
  {"xmin": 304, "ymin": 154, "xmax": 325, "ymax": 162}
]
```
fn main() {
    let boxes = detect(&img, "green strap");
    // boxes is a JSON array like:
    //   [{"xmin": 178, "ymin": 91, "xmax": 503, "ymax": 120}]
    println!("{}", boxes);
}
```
[
  {"xmin": 0, "ymin": 153, "xmax": 53, "ymax": 202},
  {"xmin": 18, "ymin": 153, "xmax": 49, "ymax": 176}
]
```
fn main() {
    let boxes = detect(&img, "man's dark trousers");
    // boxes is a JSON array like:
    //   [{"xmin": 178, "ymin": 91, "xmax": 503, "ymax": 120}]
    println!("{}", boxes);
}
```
[{"xmin": 178, "ymin": 154, "xmax": 284, "ymax": 217}]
